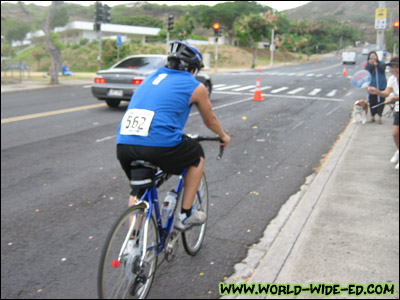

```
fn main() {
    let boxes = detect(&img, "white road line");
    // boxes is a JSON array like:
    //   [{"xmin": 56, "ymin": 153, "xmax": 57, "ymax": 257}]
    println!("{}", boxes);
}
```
[
  {"xmin": 215, "ymin": 84, "xmax": 241, "ymax": 91},
  {"xmin": 259, "ymin": 86, "xmax": 272, "ymax": 91},
  {"xmin": 287, "ymin": 87, "xmax": 305, "ymax": 95},
  {"xmin": 96, "ymin": 135, "xmax": 116, "ymax": 143},
  {"xmin": 308, "ymin": 88, "xmax": 322, "ymax": 96},
  {"xmin": 232, "ymin": 85, "xmax": 255, "ymax": 91},
  {"xmin": 270, "ymin": 87, "xmax": 288, "ymax": 93},
  {"xmin": 315, "ymin": 74, "xmax": 324, "ymax": 77},
  {"xmin": 212, "ymin": 90, "xmax": 344, "ymax": 102},
  {"xmin": 292, "ymin": 121, "xmax": 305, "ymax": 130},
  {"xmin": 306, "ymin": 73, "xmax": 315, "ymax": 77},
  {"xmin": 326, "ymin": 89, "xmax": 338, "ymax": 97},
  {"xmin": 326, "ymin": 105, "xmax": 341, "ymax": 116},
  {"xmin": 213, "ymin": 84, "xmax": 226, "ymax": 88},
  {"xmin": 189, "ymin": 98, "xmax": 253, "ymax": 116}
]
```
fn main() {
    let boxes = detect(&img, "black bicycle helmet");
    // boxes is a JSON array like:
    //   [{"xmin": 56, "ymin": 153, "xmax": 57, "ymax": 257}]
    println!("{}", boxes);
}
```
[{"xmin": 167, "ymin": 40, "xmax": 204, "ymax": 73}]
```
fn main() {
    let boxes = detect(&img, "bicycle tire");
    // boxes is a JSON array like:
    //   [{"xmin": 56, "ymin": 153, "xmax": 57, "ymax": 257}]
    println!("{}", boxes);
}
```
[
  {"xmin": 98, "ymin": 203, "xmax": 158, "ymax": 299},
  {"xmin": 182, "ymin": 173, "xmax": 208, "ymax": 256}
]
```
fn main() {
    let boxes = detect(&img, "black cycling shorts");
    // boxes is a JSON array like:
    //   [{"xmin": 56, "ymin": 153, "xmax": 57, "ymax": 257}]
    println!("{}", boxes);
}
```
[
  {"xmin": 394, "ymin": 111, "xmax": 399, "ymax": 126},
  {"xmin": 117, "ymin": 135, "xmax": 205, "ymax": 179}
]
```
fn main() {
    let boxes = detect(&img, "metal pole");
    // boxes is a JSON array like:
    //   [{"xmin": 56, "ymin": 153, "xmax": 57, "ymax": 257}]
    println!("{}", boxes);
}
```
[
  {"xmin": 270, "ymin": 9, "xmax": 276, "ymax": 66},
  {"xmin": 166, "ymin": 31, "xmax": 169, "ymax": 55},
  {"xmin": 214, "ymin": 37, "xmax": 219, "ymax": 73},
  {"xmin": 97, "ymin": 26, "xmax": 102, "ymax": 71}
]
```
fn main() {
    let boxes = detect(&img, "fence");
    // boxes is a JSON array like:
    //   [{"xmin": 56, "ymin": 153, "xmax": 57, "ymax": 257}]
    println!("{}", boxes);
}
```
[{"xmin": 2, "ymin": 62, "xmax": 31, "ymax": 81}]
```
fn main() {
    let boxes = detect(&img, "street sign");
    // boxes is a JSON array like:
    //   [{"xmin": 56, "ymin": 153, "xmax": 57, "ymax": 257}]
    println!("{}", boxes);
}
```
[
  {"xmin": 116, "ymin": 35, "xmax": 122, "ymax": 47},
  {"xmin": 375, "ymin": 8, "xmax": 387, "ymax": 29}
]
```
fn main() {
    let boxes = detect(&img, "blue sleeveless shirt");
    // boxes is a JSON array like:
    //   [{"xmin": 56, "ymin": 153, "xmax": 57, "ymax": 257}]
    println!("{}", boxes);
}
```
[{"xmin": 116, "ymin": 67, "xmax": 200, "ymax": 147}]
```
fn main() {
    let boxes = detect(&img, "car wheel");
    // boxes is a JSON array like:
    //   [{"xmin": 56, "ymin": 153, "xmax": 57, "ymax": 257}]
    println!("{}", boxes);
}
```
[
  {"xmin": 105, "ymin": 99, "xmax": 121, "ymax": 108},
  {"xmin": 204, "ymin": 81, "xmax": 212, "ymax": 97}
]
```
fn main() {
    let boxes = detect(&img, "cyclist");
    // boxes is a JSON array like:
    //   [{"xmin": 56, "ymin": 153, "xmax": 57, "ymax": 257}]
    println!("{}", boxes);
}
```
[{"xmin": 116, "ymin": 40, "xmax": 230, "ymax": 230}]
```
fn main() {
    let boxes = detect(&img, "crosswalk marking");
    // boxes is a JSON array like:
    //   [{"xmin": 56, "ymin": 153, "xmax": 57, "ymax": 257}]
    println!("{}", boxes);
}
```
[
  {"xmin": 326, "ymin": 89, "xmax": 338, "ymax": 97},
  {"xmin": 211, "ymin": 82, "xmax": 346, "ymax": 100},
  {"xmin": 271, "ymin": 87, "xmax": 288, "ymax": 93},
  {"xmin": 287, "ymin": 87, "xmax": 305, "ymax": 95},
  {"xmin": 308, "ymin": 88, "xmax": 322, "ymax": 96},
  {"xmin": 259, "ymin": 86, "xmax": 272, "ymax": 91},
  {"xmin": 215, "ymin": 84, "xmax": 241, "ymax": 91},
  {"xmin": 232, "ymin": 85, "xmax": 255, "ymax": 91}
]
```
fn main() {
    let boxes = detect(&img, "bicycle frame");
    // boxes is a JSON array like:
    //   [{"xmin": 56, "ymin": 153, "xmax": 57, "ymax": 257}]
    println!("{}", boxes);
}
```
[{"xmin": 134, "ymin": 168, "xmax": 190, "ymax": 262}]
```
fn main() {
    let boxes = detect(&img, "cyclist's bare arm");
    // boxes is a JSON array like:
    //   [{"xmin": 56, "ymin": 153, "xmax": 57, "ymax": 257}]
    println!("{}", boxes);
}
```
[{"xmin": 189, "ymin": 83, "xmax": 231, "ymax": 147}]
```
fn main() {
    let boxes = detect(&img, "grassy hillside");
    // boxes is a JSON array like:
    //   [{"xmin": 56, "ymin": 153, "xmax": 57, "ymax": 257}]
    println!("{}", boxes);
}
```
[{"xmin": 11, "ymin": 40, "xmax": 299, "ymax": 73}]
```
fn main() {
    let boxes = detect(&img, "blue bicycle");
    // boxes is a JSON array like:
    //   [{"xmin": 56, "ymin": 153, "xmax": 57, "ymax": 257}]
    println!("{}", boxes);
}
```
[{"xmin": 98, "ymin": 136, "xmax": 223, "ymax": 299}]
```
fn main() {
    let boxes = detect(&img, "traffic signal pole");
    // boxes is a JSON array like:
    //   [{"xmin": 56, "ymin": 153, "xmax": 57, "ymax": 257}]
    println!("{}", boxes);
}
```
[
  {"xmin": 213, "ymin": 23, "xmax": 220, "ymax": 73},
  {"xmin": 166, "ymin": 15, "xmax": 174, "ymax": 54},
  {"xmin": 94, "ymin": 1, "xmax": 111, "ymax": 70},
  {"xmin": 215, "ymin": 37, "xmax": 219, "ymax": 73}
]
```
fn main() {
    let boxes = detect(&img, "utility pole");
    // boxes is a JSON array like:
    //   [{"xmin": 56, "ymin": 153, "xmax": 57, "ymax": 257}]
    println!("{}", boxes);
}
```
[{"xmin": 270, "ymin": 9, "xmax": 276, "ymax": 66}]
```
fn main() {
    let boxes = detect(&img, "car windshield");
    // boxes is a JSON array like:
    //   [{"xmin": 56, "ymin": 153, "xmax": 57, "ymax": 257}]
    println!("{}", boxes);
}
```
[{"xmin": 114, "ymin": 57, "xmax": 166, "ymax": 70}]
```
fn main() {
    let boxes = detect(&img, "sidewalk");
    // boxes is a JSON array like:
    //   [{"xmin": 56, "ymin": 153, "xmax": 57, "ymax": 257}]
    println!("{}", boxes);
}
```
[
  {"xmin": 1, "ymin": 78, "xmax": 93, "ymax": 94},
  {"xmin": 223, "ymin": 115, "xmax": 399, "ymax": 299}
]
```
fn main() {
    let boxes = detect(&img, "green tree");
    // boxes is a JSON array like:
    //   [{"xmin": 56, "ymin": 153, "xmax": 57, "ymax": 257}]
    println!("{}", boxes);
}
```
[
  {"xmin": 3, "ymin": 18, "xmax": 31, "ymax": 44},
  {"xmin": 172, "ymin": 12, "xmax": 195, "ymax": 40},
  {"xmin": 30, "ymin": 45, "xmax": 48, "ymax": 69},
  {"xmin": 51, "ymin": 5, "xmax": 68, "ymax": 29},
  {"xmin": 112, "ymin": 15, "xmax": 162, "ymax": 28},
  {"xmin": 234, "ymin": 11, "xmax": 277, "ymax": 68},
  {"xmin": 198, "ymin": 1, "xmax": 270, "ymax": 45}
]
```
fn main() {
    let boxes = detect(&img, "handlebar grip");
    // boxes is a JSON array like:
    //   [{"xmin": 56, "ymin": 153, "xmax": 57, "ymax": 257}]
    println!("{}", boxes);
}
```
[{"xmin": 217, "ymin": 146, "xmax": 224, "ymax": 160}]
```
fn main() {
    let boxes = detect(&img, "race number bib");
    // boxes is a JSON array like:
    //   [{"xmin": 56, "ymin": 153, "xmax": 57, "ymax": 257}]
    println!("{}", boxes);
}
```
[{"xmin": 120, "ymin": 109, "xmax": 154, "ymax": 136}]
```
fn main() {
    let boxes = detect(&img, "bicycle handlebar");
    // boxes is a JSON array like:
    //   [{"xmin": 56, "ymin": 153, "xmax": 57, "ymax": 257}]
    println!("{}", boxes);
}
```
[{"xmin": 187, "ymin": 134, "xmax": 224, "ymax": 160}]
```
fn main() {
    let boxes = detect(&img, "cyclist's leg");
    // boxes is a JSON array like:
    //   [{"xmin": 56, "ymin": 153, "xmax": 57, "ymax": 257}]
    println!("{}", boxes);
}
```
[
  {"xmin": 129, "ymin": 195, "xmax": 140, "ymax": 206},
  {"xmin": 182, "ymin": 157, "xmax": 204, "ymax": 210}
]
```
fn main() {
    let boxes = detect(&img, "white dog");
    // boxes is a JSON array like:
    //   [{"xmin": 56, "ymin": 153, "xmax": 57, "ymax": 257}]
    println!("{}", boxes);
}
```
[{"xmin": 352, "ymin": 99, "xmax": 369, "ymax": 124}]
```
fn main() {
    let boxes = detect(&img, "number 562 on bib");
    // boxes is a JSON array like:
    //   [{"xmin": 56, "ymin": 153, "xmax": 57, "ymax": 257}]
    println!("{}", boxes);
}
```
[{"xmin": 120, "ymin": 109, "xmax": 154, "ymax": 136}]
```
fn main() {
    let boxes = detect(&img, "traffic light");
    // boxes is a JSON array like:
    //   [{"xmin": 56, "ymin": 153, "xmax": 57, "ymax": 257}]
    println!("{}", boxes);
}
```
[
  {"xmin": 168, "ymin": 15, "xmax": 174, "ymax": 31},
  {"xmin": 213, "ymin": 23, "xmax": 220, "ymax": 37},
  {"xmin": 103, "ymin": 4, "xmax": 111, "ymax": 23},
  {"xmin": 394, "ymin": 20, "xmax": 399, "ymax": 40},
  {"xmin": 94, "ymin": 2, "xmax": 103, "ymax": 24}
]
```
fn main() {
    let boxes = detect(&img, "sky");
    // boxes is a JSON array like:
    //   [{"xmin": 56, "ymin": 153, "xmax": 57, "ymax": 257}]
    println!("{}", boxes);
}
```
[{"xmin": 1, "ymin": 1, "xmax": 311, "ymax": 12}]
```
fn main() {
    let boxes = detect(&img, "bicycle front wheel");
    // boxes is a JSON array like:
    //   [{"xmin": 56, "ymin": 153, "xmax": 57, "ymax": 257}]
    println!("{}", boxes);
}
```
[
  {"xmin": 182, "ymin": 173, "xmax": 208, "ymax": 256},
  {"xmin": 98, "ymin": 203, "xmax": 158, "ymax": 299}
]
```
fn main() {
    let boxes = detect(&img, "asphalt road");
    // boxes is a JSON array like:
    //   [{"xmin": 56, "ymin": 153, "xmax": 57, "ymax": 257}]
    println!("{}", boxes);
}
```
[{"xmin": 1, "ymin": 52, "xmax": 368, "ymax": 299}]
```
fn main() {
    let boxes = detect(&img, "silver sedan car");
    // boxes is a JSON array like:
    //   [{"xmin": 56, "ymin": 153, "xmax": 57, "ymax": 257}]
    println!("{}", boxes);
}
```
[{"xmin": 92, "ymin": 54, "xmax": 213, "ymax": 108}]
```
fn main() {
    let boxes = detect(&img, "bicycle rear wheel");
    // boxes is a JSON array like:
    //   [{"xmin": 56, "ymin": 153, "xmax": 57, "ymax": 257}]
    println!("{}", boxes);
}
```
[
  {"xmin": 182, "ymin": 173, "xmax": 208, "ymax": 256},
  {"xmin": 98, "ymin": 203, "xmax": 158, "ymax": 299}
]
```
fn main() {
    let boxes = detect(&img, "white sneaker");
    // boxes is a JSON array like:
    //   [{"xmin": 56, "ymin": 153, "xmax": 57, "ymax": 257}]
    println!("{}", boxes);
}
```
[
  {"xmin": 390, "ymin": 150, "xmax": 399, "ymax": 164},
  {"xmin": 395, "ymin": 163, "xmax": 399, "ymax": 170},
  {"xmin": 175, "ymin": 210, "xmax": 206, "ymax": 231},
  {"xmin": 122, "ymin": 240, "xmax": 136, "ymax": 258}
]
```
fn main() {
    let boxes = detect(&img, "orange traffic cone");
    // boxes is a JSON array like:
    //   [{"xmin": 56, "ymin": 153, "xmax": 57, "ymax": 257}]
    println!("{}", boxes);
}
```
[
  {"xmin": 362, "ymin": 61, "xmax": 366, "ymax": 67},
  {"xmin": 342, "ymin": 66, "xmax": 347, "ymax": 77},
  {"xmin": 315, "ymin": 60, "xmax": 319, "ymax": 65},
  {"xmin": 252, "ymin": 77, "xmax": 263, "ymax": 101}
]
